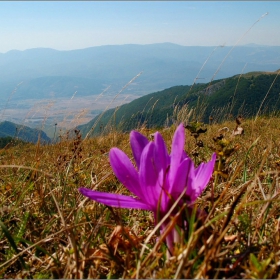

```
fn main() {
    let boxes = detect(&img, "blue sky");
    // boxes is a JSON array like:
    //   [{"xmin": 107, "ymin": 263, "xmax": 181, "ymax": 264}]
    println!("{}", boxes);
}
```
[{"xmin": 0, "ymin": 1, "xmax": 279, "ymax": 53}]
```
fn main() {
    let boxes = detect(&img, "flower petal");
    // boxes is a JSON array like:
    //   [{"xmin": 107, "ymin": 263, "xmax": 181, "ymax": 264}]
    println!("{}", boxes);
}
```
[
  {"xmin": 154, "ymin": 132, "xmax": 170, "ymax": 187},
  {"xmin": 169, "ymin": 123, "xmax": 185, "ymax": 187},
  {"xmin": 139, "ymin": 142, "xmax": 161, "ymax": 208},
  {"xmin": 193, "ymin": 153, "xmax": 216, "ymax": 196},
  {"xmin": 187, "ymin": 153, "xmax": 216, "ymax": 202},
  {"xmin": 79, "ymin": 188, "xmax": 152, "ymax": 210},
  {"xmin": 109, "ymin": 147, "xmax": 144, "ymax": 200},
  {"xmin": 130, "ymin": 130, "xmax": 149, "ymax": 169},
  {"xmin": 185, "ymin": 159, "xmax": 196, "ymax": 201},
  {"xmin": 170, "ymin": 157, "xmax": 193, "ymax": 199}
]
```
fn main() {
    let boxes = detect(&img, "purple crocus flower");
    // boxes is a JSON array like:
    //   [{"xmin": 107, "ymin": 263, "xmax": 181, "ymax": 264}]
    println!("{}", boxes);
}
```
[{"xmin": 79, "ymin": 123, "xmax": 216, "ymax": 254}]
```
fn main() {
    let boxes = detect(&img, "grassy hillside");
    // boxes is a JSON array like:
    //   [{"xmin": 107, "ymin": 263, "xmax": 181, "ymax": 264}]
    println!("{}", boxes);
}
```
[
  {"xmin": 0, "ymin": 115, "xmax": 280, "ymax": 278},
  {"xmin": 0, "ymin": 136, "xmax": 27, "ymax": 149},
  {"xmin": 78, "ymin": 84, "xmax": 198, "ymax": 136},
  {"xmin": 0, "ymin": 121, "xmax": 51, "ymax": 143},
  {"xmin": 78, "ymin": 71, "xmax": 280, "ymax": 137}
]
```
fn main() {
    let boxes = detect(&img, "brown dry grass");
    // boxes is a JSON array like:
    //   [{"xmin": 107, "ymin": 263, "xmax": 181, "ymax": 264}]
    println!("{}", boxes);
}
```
[{"xmin": 0, "ymin": 114, "xmax": 279, "ymax": 278}]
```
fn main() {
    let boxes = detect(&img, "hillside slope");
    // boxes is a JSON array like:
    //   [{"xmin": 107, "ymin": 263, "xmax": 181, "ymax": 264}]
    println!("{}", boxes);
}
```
[
  {"xmin": 0, "ymin": 121, "xmax": 51, "ymax": 143},
  {"xmin": 78, "ymin": 71, "xmax": 280, "ymax": 136}
]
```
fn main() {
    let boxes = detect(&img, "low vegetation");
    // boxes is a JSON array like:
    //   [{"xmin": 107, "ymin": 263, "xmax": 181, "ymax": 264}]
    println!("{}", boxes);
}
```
[
  {"xmin": 0, "ymin": 111, "xmax": 280, "ymax": 278},
  {"xmin": 0, "ymin": 136, "xmax": 27, "ymax": 149}
]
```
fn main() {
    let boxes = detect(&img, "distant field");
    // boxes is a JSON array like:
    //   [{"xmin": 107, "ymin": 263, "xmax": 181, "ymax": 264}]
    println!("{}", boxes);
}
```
[{"xmin": 0, "ymin": 93, "xmax": 142, "ymax": 137}]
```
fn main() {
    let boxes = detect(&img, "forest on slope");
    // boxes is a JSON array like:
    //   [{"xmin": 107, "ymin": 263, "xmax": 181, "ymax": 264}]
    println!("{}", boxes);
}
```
[
  {"xmin": 78, "ymin": 71, "xmax": 280, "ymax": 137},
  {"xmin": 0, "ymin": 121, "xmax": 50, "ymax": 143}
]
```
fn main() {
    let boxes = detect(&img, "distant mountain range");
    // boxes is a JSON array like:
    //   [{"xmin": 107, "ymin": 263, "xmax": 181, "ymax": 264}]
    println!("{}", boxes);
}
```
[
  {"xmin": 0, "ymin": 43, "xmax": 280, "ymax": 102},
  {"xmin": 77, "ymin": 71, "xmax": 280, "ymax": 136},
  {"xmin": 1, "ymin": 70, "xmax": 279, "ymax": 141},
  {"xmin": 0, "ymin": 121, "xmax": 51, "ymax": 143},
  {"xmin": 1, "ymin": 43, "xmax": 280, "ymax": 140}
]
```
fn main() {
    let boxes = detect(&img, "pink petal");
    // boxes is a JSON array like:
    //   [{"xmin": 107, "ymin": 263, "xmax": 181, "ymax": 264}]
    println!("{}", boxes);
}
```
[
  {"xmin": 154, "ymin": 132, "xmax": 170, "ymax": 187},
  {"xmin": 130, "ymin": 130, "xmax": 149, "ymax": 169},
  {"xmin": 170, "ymin": 158, "xmax": 192, "ymax": 199},
  {"xmin": 181, "ymin": 150, "xmax": 188, "ymax": 160},
  {"xmin": 193, "ymin": 153, "xmax": 216, "ymax": 196},
  {"xmin": 109, "ymin": 148, "xmax": 144, "ymax": 201},
  {"xmin": 187, "ymin": 153, "xmax": 216, "ymax": 202},
  {"xmin": 185, "ymin": 159, "xmax": 196, "ymax": 201},
  {"xmin": 79, "ymin": 188, "xmax": 152, "ymax": 210},
  {"xmin": 139, "ymin": 142, "xmax": 161, "ymax": 208},
  {"xmin": 169, "ymin": 123, "xmax": 185, "ymax": 187}
]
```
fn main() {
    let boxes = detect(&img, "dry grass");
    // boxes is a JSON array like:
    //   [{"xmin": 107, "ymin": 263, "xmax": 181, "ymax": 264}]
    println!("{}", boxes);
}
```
[{"xmin": 0, "ymin": 113, "xmax": 279, "ymax": 279}]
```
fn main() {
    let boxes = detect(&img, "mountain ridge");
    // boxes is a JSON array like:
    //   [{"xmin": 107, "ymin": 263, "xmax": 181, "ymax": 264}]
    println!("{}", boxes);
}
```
[
  {"xmin": 0, "ymin": 121, "xmax": 51, "ymax": 144},
  {"xmin": 77, "ymin": 70, "xmax": 280, "ymax": 136},
  {"xmin": 1, "ymin": 43, "xmax": 279, "ymax": 102}
]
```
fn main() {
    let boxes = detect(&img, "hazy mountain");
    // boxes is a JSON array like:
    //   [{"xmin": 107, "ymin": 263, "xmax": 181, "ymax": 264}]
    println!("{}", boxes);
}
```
[
  {"xmin": 77, "ymin": 70, "xmax": 280, "ymax": 136},
  {"xmin": 0, "ymin": 43, "xmax": 279, "ymax": 101},
  {"xmin": 0, "ymin": 121, "xmax": 51, "ymax": 143},
  {"xmin": 11, "ymin": 76, "xmax": 104, "ymax": 99}
]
